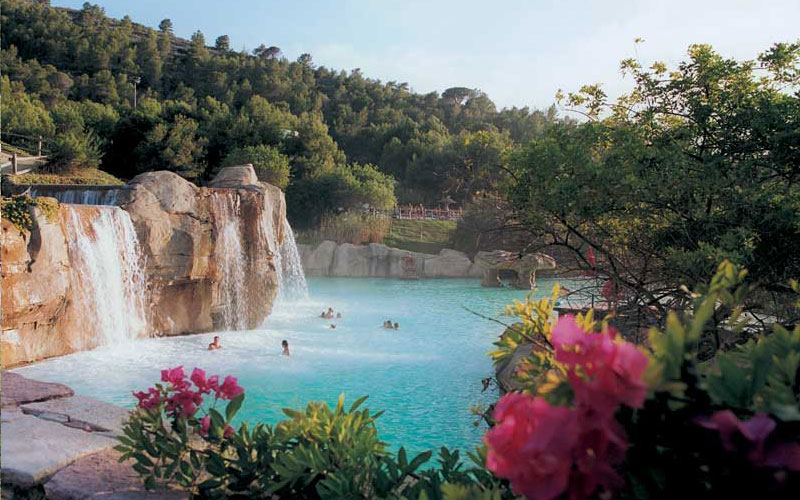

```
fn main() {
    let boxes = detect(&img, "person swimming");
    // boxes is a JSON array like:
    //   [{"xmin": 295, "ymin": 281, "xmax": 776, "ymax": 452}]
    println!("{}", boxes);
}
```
[
  {"xmin": 383, "ymin": 320, "xmax": 394, "ymax": 329},
  {"xmin": 329, "ymin": 324, "xmax": 337, "ymax": 329},
  {"xmin": 208, "ymin": 335, "xmax": 222, "ymax": 350},
  {"xmin": 336, "ymin": 312, "xmax": 342, "ymax": 319},
  {"xmin": 393, "ymin": 322, "xmax": 399, "ymax": 330},
  {"xmin": 281, "ymin": 339, "xmax": 290, "ymax": 356}
]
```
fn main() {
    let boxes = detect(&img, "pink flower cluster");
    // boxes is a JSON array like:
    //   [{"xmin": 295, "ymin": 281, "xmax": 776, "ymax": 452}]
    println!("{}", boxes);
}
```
[
  {"xmin": 133, "ymin": 366, "xmax": 244, "ymax": 419},
  {"xmin": 698, "ymin": 411, "xmax": 800, "ymax": 471},
  {"xmin": 485, "ymin": 315, "xmax": 649, "ymax": 500}
]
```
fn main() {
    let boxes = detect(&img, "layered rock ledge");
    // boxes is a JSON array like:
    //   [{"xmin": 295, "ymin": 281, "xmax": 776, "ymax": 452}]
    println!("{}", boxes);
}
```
[{"xmin": 1, "ymin": 371, "xmax": 186, "ymax": 499}]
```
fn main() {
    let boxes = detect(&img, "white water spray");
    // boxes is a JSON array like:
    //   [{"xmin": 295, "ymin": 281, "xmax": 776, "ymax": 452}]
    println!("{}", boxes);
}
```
[
  {"xmin": 63, "ymin": 206, "xmax": 148, "ymax": 347},
  {"xmin": 211, "ymin": 192, "xmax": 248, "ymax": 330},
  {"xmin": 32, "ymin": 188, "xmax": 120, "ymax": 205},
  {"xmin": 277, "ymin": 217, "xmax": 309, "ymax": 300}
]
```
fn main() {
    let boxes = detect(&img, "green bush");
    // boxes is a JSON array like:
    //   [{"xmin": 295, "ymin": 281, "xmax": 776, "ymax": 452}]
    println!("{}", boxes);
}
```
[
  {"xmin": 117, "ymin": 368, "xmax": 508, "ymax": 499},
  {"xmin": 45, "ymin": 129, "xmax": 103, "ymax": 172},
  {"xmin": 1, "ymin": 195, "xmax": 58, "ymax": 232}
]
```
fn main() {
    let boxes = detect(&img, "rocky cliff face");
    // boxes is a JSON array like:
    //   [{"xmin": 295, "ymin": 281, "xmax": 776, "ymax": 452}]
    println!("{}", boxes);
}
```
[
  {"xmin": 1, "ymin": 166, "xmax": 286, "ymax": 367},
  {"xmin": 298, "ymin": 241, "xmax": 485, "ymax": 279}
]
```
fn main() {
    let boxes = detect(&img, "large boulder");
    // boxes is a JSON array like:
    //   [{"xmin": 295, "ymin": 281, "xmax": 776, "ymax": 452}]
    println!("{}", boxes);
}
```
[
  {"xmin": 208, "ymin": 164, "xmax": 260, "ymax": 189},
  {"xmin": 300, "ymin": 240, "xmax": 338, "ymax": 276},
  {"xmin": 128, "ymin": 171, "xmax": 199, "ymax": 214},
  {"xmin": 423, "ymin": 248, "xmax": 476, "ymax": 278}
]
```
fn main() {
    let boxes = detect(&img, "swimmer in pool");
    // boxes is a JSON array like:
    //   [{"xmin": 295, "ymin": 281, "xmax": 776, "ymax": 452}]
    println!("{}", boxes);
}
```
[
  {"xmin": 393, "ymin": 322, "xmax": 399, "ymax": 330},
  {"xmin": 208, "ymin": 336, "xmax": 221, "ymax": 350},
  {"xmin": 336, "ymin": 312, "xmax": 342, "ymax": 319},
  {"xmin": 329, "ymin": 324, "xmax": 337, "ymax": 329},
  {"xmin": 281, "ymin": 339, "xmax": 290, "ymax": 356},
  {"xmin": 383, "ymin": 320, "xmax": 393, "ymax": 329}
]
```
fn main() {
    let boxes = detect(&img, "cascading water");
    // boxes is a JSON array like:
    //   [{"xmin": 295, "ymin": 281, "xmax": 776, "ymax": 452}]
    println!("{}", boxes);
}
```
[
  {"xmin": 63, "ymin": 206, "xmax": 149, "ymax": 346},
  {"xmin": 211, "ymin": 192, "xmax": 248, "ymax": 330},
  {"xmin": 31, "ymin": 188, "xmax": 120, "ymax": 205},
  {"xmin": 277, "ymin": 217, "xmax": 309, "ymax": 300}
]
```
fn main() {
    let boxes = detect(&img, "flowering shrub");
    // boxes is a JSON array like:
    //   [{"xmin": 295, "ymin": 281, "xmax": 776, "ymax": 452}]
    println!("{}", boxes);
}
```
[
  {"xmin": 120, "ymin": 371, "xmax": 507, "ymax": 499},
  {"xmin": 486, "ymin": 315, "xmax": 648, "ymax": 500},
  {"xmin": 116, "ymin": 366, "xmax": 244, "ymax": 490},
  {"xmin": 489, "ymin": 261, "xmax": 800, "ymax": 499}
]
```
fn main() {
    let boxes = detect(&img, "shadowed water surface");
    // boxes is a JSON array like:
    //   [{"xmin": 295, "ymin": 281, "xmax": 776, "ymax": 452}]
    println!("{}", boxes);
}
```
[{"xmin": 16, "ymin": 278, "xmax": 568, "ymax": 454}]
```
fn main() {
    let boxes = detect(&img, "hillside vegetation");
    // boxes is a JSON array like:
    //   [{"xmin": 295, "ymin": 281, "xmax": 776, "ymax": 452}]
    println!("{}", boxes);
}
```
[{"xmin": 1, "ymin": 0, "xmax": 559, "ymax": 224}]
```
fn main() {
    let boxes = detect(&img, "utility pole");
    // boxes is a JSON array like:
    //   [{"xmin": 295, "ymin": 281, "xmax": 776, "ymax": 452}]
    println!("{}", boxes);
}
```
[{"xmin": 133, "ymin": 76, "xmax": 141, "ymax": 109}]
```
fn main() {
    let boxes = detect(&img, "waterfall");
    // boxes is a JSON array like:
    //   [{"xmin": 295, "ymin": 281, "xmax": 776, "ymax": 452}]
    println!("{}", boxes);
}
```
[
  {"xmin": 211, "ymin": 192, "xmax": 248, "ymax": 330},
  {"xmin": 31, "ymin": 188, "xmax": 120, "ymax": 205},
  {"xmin": 277, "ymin": 217, "xmax": 309, "ymax": 300},
  {"xmin": 63, "ymin": 206, "xmax": 148, "ymax": 347}
]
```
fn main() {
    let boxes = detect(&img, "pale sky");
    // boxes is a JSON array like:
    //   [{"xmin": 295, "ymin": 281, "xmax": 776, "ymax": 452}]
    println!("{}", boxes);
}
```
[{"xmin": 55, "ymin": 0, "xmax": 800, "ymax": 110}]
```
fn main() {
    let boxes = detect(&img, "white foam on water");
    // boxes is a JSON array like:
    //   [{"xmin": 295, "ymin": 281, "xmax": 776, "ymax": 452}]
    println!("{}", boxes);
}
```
[{"xmin": 63, "ymin": 205, "xmax": 148, "ymax": 347}]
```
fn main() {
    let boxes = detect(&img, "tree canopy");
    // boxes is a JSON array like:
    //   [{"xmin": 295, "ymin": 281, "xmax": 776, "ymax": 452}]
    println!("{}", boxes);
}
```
[{"xmin": 0, "ymin": 0, "xmax": 558, "ymax": 224}]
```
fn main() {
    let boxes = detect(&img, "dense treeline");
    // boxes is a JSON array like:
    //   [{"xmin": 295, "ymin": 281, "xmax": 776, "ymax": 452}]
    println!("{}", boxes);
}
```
[{"xmin": 0, "ymin": 0, "xmax": 559, "ymax": 223}]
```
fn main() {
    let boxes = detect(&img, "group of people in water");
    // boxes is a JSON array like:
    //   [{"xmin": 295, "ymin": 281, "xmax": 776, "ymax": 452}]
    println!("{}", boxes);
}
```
[
  {"xmin": 208, "ymin": 334, "xmax": 291, "ymax": 356},
  {"xmin": 320, "ymin": 307, "xmax": 342, "ymax": 329},
  {"xmin": 207, "ymin": 305, "xmax": 401, "ymax": 357}
]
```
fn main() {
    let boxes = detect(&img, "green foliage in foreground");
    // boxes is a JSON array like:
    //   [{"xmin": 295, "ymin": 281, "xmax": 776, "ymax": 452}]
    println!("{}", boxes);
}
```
[
  {"xmin": 118, "ymin": 391, "xmax": 509, "ymax": 499},
  {"xmin": 493, "ymin": 261, "xmax": 800, "ymax": 498},
  {"xmin": 1, "ymin": 195, "xmax": 59, "ymax": 232}
]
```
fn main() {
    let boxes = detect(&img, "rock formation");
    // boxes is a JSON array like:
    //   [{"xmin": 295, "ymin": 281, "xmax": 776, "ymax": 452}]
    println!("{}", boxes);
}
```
[
  {"xmin": 475, "ymin": 250, "xmax": 557, "ymax": 289},
  {"xmin": 298, "ymin": 241, "xmax": 485, "ymax": 279},
  {"xmin": 1, "ymin": 165, "xmax": 287, "ymax": 367}
]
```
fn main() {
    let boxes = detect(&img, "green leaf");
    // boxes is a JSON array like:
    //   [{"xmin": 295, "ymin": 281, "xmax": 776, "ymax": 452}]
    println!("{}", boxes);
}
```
[
  {"xmin": 348, "ymin": 395, "xmax": 369, "ymax": 412},
  {"xmin": 226, "ymin": 393, "xmax": 245, "ymax": 422}
]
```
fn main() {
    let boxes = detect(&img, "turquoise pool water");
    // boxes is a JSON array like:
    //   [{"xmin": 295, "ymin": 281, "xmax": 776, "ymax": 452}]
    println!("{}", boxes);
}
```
[{"xmin": 15, "ymin": 278, "xmax": 561, "ymax": 455}]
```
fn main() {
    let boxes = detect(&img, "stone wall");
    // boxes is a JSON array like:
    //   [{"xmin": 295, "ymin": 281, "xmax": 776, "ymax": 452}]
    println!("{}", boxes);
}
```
[
  {"xmin": 298, "ymin": 241, "xmax": 486, "ymax": 279},
  {"xmin": 1, "ymin": 166, "xmax": 286, "ymax": 367}
]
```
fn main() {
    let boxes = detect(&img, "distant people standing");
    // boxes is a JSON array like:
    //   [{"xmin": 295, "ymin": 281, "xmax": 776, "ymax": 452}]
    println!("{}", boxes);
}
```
[{"xmin": 281, "ymin": 340, "xmax": 290, "ymax": 356}]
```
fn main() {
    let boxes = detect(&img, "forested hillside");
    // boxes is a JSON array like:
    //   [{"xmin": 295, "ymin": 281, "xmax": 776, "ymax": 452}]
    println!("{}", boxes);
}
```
[{"xmin": 0, "ymin": 0, "xmax": 559, "ymax": 223}]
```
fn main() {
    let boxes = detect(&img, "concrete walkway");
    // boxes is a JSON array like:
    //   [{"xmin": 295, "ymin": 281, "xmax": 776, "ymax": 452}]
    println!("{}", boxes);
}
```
[{"xmin": 1, "ymin": 372, "xmax": 187, "ymax": 499}]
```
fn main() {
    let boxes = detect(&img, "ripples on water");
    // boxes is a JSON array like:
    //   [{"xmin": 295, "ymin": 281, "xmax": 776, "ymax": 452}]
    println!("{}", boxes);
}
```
[{"xmin": 15, "ymin": 278, "xmax": 573, "ymax": 454}]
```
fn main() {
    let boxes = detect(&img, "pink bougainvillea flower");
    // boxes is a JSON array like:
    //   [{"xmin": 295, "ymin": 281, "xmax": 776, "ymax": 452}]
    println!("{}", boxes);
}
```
[
  {"xmin": 764, "ymin": 443, "xmax": 800, "ymax": 471},
  {"xmin": 166, "ymin": 388, "xmax": 201, "ymax": 418},
  {"xmin": 578, "ymin": 341, "xmax": 649, "ymax": 413},
  {"xmin": 697, "ymin": 411, "xmax": 800, "ymax": 471},
  {"xmin": 551, "ymin": 315, "xmax": 604, "ymax": 368},
  {"xmin": 207, "ymin": 374, "xmax": 220, "ymax": 392},
  {"xmin": 133, "ymin": 387, "xmax": 161, "ymax": 411},
  {"xmin": 190, "ymin": 368, "xmax": 213, "ymax": 394},
  {"xmin": 161, "ymin": 366, "xmax": 187, "ymax": 389},
  {"xmin": 485, "ymin": 394, "xmax": 579, "ymax": 500},
  {"xmin": 217, "ymin": 375, "xmax": 244, "ymax": 400},
  {"xmin": 224, "ymin": 426, "xmax": 235, "ymax": 438},
  {"xmin": 200, "ymin": 415, "xmax": 211, "ymax": 436},
  {"xmin": 569, "ymin": 414, "xmax": 628, "ymax": 500}
]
